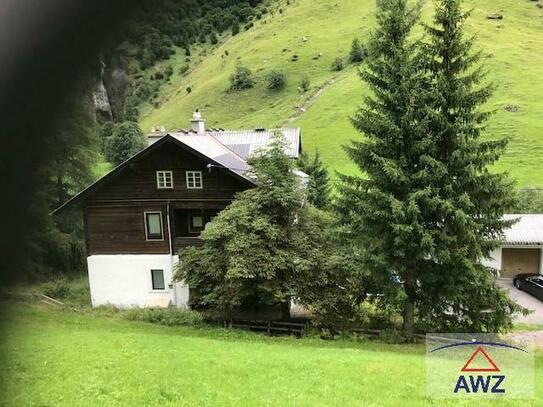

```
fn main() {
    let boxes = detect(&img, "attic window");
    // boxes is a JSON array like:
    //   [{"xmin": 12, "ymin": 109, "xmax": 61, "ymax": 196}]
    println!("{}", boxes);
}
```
[
  {"xmin": 156, "ymin": 171, "xmax": 173, "ymax": 189},
  {"xmin": 186, "ymin": 171, "xmax": 203, "ymax": 189}
]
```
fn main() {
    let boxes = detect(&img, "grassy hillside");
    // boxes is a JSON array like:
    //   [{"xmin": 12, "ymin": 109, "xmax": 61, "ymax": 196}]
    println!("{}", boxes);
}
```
[{"xmin": 141, "ymin": 0, "xmax": 543, "ymax": 187}]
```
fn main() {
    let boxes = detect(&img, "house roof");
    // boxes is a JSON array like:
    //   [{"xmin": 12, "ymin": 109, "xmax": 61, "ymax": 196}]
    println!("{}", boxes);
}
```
[
  {"xmin": 502, "ymin": 215, "xmax": 543, "ymax": 245},
  {"xmin": 52, "ymin": 134, "xmax": 256, "ymax": 214},
  {"xmin": 54, "ymin": 126, "xmax": 305, "ymax": 214},
  {"xmin": 172, "ymin": 134, "xmax": 253, "ymax": 182},
  {"xmin": 148, "ymin": 128, "xmax": 302, "ymax": 160}
]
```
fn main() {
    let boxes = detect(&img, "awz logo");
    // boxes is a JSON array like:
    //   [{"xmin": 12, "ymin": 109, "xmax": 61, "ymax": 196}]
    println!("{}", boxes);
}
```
[
  {"xmin": 454, "ymin": 346, "xmax": 504, "ymax": 394},
  {"xmin": 430, "ymin": 340, "xmax": 528, "ymax": 396}
]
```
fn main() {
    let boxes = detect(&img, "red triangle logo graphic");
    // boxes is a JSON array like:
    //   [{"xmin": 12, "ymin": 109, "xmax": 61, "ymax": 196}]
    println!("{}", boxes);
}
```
[{"xmin": 461, "ymin": 346, "xmax": 500, "ymax": 372}]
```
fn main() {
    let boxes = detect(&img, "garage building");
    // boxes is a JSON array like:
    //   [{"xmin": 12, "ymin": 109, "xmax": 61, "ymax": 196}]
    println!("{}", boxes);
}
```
[{"xmin": 484, "ymin": 215, "xmax": 543, "ymax": 278}]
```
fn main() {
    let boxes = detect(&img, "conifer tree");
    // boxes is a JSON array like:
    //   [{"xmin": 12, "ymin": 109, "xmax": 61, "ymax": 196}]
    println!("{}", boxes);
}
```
[
  {"xmin": 297, "ymin": 151, "xmax": 331, "ymax": 209},
  {"xmin": 337, "ymin": 0, "xmax": 522, "ymax": 336},
  {"xmin": 414, "ymin": 0, "xmax": 521, "ymax": 332},
  {"xmin": 337, "ymin": 0, "xmax": 426, "ymax": 337}
]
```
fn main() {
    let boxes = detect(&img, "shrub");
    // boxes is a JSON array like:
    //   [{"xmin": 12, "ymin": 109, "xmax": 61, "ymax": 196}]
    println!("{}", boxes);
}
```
[
  {"xmin": 99, "ymin": 121, "xmax": 115, "ymax": 153},
  {"xmin": 178, "ymin": 65, "xmax": 189, "ymax": 75},
  {"xmin": 210, "ymin": 32, "xmax": 218, "ymax": 45},
  {"xmin": 229, "ymin": 64, "xmax": 254, "ymax": 91},
  {"xmin": 299, "ymin": 75, "xmax": 310, "ymax": 92},
  {"xmin": 42, "ymin": 279, "xmax": 70, "ymax": 299},
  {"xmin": 265, "ymin": 69, "xmax": 287, "ymax": 90},
  {"xmin": 104, "ymin": 121, "xmax": 147, "ymax": 166},
  {"xmin": 186, "ymin": 86, "xmax": 192, "ymax": 94},
  {"xmin": 349, "ymin": 38, "xmax": 367, "ymax": 63},
  {"xmin": 164, "ymin": 65, "xmax": 174, "ymax": 79},
  {"xmin": 331, "ymin": 57, "xmax": 345, "ymax": 71},
  {"xmin": 40, "ymin": 276, "xmax": 90, "ymax": 307},
  {"xmin": 232, "ymin": 19, "xmax": 240, "ymax": 36},
  {"xmin": 123, "ymin": 307, "xmax": 204, "ymax": 327}
]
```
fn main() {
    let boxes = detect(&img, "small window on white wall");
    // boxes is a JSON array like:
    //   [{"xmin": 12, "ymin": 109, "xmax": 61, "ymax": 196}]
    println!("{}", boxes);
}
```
[
  {"xmin": 156, "ymin": 171, "xmax": 173, "ymax": 189},
  {"xmin": 151, "ymin": 269, "xmax": 165, "ymax": 290},
  {"xmin": 186, "ymin": 171, "xmax": 203, "ymax": 189}
]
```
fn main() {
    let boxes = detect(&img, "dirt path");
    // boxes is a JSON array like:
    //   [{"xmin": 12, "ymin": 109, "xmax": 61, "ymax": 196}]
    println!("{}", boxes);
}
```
[{"xmin": 282, "ymin": 76, "xmax": 338, "ymax": 125}]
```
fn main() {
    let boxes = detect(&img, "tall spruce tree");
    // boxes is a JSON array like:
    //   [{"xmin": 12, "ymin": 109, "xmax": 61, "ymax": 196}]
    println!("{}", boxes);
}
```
[
  {"xmin": 297, "ymin": 151, "xmax": 331, "ymax": 208},
  {"xmin": 337, "ymin": 0, "xmax": 522, "ymax": 337},
  {"xmin": 337, "ymin": 0, "xmax": 427, "ymax": 337},
  {"xmin": 414, "ymin": 0, "xmax": 521, "ymax": 332}
]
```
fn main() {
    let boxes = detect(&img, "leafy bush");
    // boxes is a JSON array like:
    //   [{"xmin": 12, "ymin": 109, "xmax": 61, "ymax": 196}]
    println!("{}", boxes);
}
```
[
  {"xmin": 331, "ymin": 57, "xmax": 345, "ymax": 71},
  {"xmin": 232, "ymin": 19, "xmax": 240, "ymax": 36},
  {"xmin": 229, "ymin": 64, "xmax": 255, "ymax": 91},
  {"xmin": 42, "ymin": 279, "xmax": 70, "ymax": 299},
  {"xmin": 349, "ymin": 38, "xmax": 367, "ymax": 63},
  {"xmin": 123, "ymin": 307, "xmax": 204, "ymax": 327},
  {"xmin": 40, "ymin": 276, "xmax": 90, "ymax": 307},
  {"xmin": 265, "ymin": 69, "xmax": 287, "ymax": 90},
  {"xmin": 164, "ymin": 65, "xmax": 174, "ymax": 78},
  {"xmin": 299, "ymin": 75, "xmax": 310, "ymax": 92},
  {"xmin": 210, "ymin": 32, "xmax": 218, "ymax": 44},
  {"xmin": 356, "ymin": 298, "xmax": 400, "ymax": 330},
  {"xmin": 513, "ymin": 189, "xmax": 543, "ymax": 213},
  {"xmin": 104, "ymin": 122, "xmax": 147, "ymax": 166}
]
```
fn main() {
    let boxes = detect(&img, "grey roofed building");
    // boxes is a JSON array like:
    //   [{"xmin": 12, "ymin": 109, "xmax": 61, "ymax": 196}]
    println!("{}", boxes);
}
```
[
  {"xmin": 148, "ymin": 111, "xmax": 302, "ymax": 160},
  {"xmin": 502, "ymin": 215, "xmax": 543, "ymax": 245},
  {"xmin": 483, "ymin": 214, "xmax": 543, "ymax": 278}
]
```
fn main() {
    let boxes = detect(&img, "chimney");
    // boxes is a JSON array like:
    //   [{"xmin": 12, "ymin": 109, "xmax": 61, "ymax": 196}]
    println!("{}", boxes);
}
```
[{"xmin": 190, "ymin": 109, "xmax": 205, "ymax": 134}]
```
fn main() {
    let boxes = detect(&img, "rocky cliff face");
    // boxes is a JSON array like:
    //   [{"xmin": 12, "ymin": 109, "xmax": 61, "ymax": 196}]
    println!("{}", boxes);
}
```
[
  {"xmin": 103, "ymin": 68, "xmax": 129, "ymax": 121},
  {"xmin": 92, "ymin": 78, "xmax": 113, "ymax": 123},
  {"xmin": 92, "ymin": 61, "xmax": 129, "ymax": 123}
]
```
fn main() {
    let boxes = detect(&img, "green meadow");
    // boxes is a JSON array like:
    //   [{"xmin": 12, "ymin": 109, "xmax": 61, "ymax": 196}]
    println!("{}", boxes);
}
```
[
  {"xmin": 140, "ymin": 0, "xmax": 543, "ymax": 186},
  {"xmin": 1, "ymin": 303, "xmax": 542, "ymax": 406}
]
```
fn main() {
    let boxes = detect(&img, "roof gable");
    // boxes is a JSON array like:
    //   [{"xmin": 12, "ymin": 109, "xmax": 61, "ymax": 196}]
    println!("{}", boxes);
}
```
[{"xmin": 53, "ymin": 135, "xmax": 255, "ymax": 214}]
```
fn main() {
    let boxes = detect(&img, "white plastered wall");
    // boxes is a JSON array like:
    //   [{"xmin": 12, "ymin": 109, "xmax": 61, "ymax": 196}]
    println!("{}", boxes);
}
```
[
  {"xmin": 482, "ymin": 245, "xmax": 543, "ymax": 277},
  {"xmin": 87, "ymin": 254, "xmax": 189, "ymax": 308}
]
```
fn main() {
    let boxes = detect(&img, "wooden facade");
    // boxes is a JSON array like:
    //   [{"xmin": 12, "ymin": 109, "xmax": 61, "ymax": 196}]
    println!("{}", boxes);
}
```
[{"xmin": 82, "ymin": 139, "xmax": 251, "ymax": 256}]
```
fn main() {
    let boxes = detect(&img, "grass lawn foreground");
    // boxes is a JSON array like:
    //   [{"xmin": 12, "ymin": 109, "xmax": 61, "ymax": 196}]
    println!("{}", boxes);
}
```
[{"xmin": 1, "ymin": 303, "xmax": 542, "ymax": 406}]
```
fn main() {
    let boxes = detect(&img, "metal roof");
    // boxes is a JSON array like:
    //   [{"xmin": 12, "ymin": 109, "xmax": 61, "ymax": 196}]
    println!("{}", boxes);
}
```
[
  {"xmin": 148, "ymin": 128, "xmax": 301, "ymax": 160},
  {"xmin": 502, "ymin": 215, "xmax": 543, "ymax": 245},
  {"xmin": 209, "ymin": 128, "xmax": 301, "ymax": 160},
  {"xmin": 171, "ymin": 134, "xmax": 253, "ymax": 182}
]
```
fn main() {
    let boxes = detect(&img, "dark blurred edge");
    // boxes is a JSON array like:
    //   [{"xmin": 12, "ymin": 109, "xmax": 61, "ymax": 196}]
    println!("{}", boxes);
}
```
[{"xmin": 0, "ymin": 0, "xmax": 143, "ymax": 360}]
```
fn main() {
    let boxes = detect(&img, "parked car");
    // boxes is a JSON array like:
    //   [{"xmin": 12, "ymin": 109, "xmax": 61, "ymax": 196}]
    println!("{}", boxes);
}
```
[{"xmin": 513, "ymin": 273, "xmax": 543, "ymax": 301}]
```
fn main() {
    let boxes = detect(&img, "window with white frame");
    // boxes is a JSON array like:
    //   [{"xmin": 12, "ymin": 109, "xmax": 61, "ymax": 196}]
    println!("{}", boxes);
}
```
[
  {"xmin": 186, "ymin": 171, "xmax": 203, "ymax": 189},
  {"xmin": 144, "ymin": 211, "xmax": 164, "ymax": 240},
  {"xmin": 151, "ymin": 269, "xmax": 165, "ymax": 290},
  {"xmin": 156, "ymin": 171, "xmax": 173, "ymax": 189}
]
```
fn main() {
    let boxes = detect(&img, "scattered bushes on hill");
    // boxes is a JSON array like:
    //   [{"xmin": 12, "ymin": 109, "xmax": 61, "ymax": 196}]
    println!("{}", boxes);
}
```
[
  {"xmin": 265, "ymin": 69, "xmax": 287, "ymax": 90},
  {"xmin": 229, "ymin": 64, "xmax": 255, "ymax": 91},
  {"xmin": 104, "ymin": 122, "xmax": 147, "ymax": 166},
  {"xmin": 331, "ymin": 57, "xmax": 345, "ymax": 71},
  {"xmin": 123, "ymin": 307, "xmax": 204, "ymax": 327},
  {"xmin": 349, "ymin": 38, "xmax": 367, "ymax": 63},
  {"xmin": 299, "ymin": 75, "xmax": 310, "ymax": 92}
]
